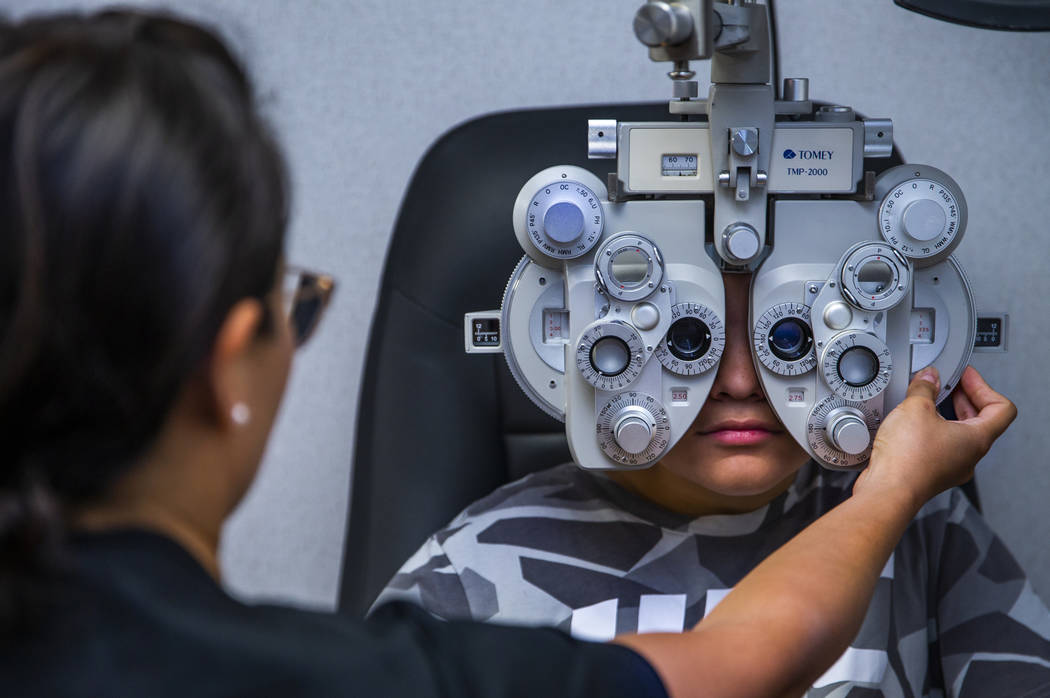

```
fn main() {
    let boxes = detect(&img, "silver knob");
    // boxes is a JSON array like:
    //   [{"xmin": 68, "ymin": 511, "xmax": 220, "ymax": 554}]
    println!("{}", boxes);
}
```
[
  {"xmin": 815, "ymin": 105, "xmax": 855, "ymax": 123},
  {"xmin": 722, "ymin": 223, "xmax": 761, "ymax": 263},
  {"xmin": 825, "ymin": 408, "xmax": 870, "ymax": 455},
  {"xmin": 614, "ymin": 407, "xmax": 655, "ymax": 455},
  {"xmin": 634, "ymin": 2, "xmax": 694, "ymax": 47},
  {"xmin": 731, "ymin": 128, "xmax": 758, "ymax": 158},
  {"xmin": 782, "ymin": 78, "xmax": 809, "ymax": 102}
]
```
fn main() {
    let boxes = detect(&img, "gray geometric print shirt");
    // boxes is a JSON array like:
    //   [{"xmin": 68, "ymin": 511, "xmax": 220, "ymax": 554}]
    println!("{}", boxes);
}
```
[{"xmin": 375, "ymin": 462, "xmax": 1050, "ymax": 697}]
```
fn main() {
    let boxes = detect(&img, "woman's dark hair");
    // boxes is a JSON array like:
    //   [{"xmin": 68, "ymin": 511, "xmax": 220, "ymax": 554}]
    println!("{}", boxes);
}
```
[{"xmin": 0, "ymin": 10, "xmax": 288, "ymax": 628}]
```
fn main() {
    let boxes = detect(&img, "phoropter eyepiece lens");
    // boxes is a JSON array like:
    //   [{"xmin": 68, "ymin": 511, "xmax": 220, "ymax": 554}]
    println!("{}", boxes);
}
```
[
  {"xmin": 857, "ymin": 259, "xmax": 894, "ymax": 295},
  {"xmin": 837, "ymin": 346, "xmax": 880, "ymax": 387},
  {"xmin": 609, "ymin": 248, "xmax": 649, "ymax": 288},
  {"xmin": 667, "ymin": 317, "xmax": 711, "ymax": 362},
  {"xmin": 768, "ymin": 318, "xmax": 813, "ymax": 362},
  {"xmin": 590, "ymin": 336, "xmax": 632, "ymax": 376}
]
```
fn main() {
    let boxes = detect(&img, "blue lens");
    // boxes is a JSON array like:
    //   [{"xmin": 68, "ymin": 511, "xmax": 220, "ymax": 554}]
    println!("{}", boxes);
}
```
[{"xmin": 768, "ymin": 318, "xmax": 811, "ymax": 361}]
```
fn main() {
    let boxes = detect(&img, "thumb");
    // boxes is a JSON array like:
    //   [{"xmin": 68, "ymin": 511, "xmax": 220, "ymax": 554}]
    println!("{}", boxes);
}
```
[{"xmin": 906, "ymin": 366, "xmax": 941, "ymax": 404}]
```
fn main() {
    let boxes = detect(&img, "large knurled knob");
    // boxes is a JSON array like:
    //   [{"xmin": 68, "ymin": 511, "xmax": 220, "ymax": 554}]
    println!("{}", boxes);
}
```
[
  {"xmin": 826, "ymin": 409, "xmax": 870, "ymax": 455},
  {"xmin": 614, "ymin": 406, "xmax": 656, "ymax": 455},
  {"xmin": 634, "ymin": 2, "xmax": 694, "ymax": 47}
]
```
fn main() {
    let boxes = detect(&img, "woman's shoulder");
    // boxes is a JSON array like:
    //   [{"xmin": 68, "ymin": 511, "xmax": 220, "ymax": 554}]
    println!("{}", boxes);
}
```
[{"xmin": 3, "ymin": 531, "xmax": 451, "ymax": 697}]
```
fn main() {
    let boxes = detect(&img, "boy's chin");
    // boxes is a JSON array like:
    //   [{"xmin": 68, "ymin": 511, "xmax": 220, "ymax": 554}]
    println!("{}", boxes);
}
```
[{"xmin": 679, "ymin": 452, "xmax": 803, "ymax": 499}]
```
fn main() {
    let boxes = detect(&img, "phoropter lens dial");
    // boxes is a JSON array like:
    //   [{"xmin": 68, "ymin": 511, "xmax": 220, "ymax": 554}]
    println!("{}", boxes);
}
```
[
  {"xmin": 594, "ymin": 233, "xmax": 664, "ymax": 303},
  {"xmin": 839, "ymin": 242, "xmax": 911, "ymax": 312},
  {"xmin": 753, "ymin": 303, "xmax": 816, "ymax": 376},
  {"xmin": 575, "ymin": 320, "xmax": 646, "ymax": 391},
  {"xmin": 525, "ymin": 180, "xmax": 604, "ymax": 260},
  {"xmin": 876, "ymin": 165, "xmax": 967, "ymax": 267},
  {"xmin": 820, "ymin": 331, "xmax": 893, "ymax": 401},
  {"xmin": 590, "ymin": 336, "xmax": 631, "ymax": 376},
  {"xmin": 596, "ymin": 391, "xmax": 671, "ymax": 467},
  {"xmin": 837, "ymin": 346, "xmax": 879, "ymax": 387},
  {"xmin": 770, "ymin": 319, "xmax": 808, "ymax": 359},
  {"xmin": 668, "ymin": 317, "xmax": 710, "ymax": 360},
  {"xmin": 806, "ymin": 396, "xmax": 882, "ymax": 469},
  {"xmin": 654, "ymin": 303, "xmax": 725, "ymax": 376}
]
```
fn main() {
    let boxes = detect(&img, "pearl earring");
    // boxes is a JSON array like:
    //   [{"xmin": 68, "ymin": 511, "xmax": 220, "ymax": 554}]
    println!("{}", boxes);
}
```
[{"xmin": 231, "ymin": 402, "xmax": 251, "ymax": 426}]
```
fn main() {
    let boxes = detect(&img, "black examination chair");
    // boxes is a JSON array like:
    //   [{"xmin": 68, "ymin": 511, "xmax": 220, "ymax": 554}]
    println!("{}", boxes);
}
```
[{"xmin": 338, "ymin": 103, "xmax": 672, "ymax": 615}]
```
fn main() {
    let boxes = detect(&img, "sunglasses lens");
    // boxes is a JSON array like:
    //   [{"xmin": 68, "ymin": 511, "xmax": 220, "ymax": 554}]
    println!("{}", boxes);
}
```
[
  {"xmin": 291, "ymin": 291, "xmax": 321, "ymax": 346},
  {"xmin": 283, "ymin": 267, "xmax": 333, "ymax": 347}
]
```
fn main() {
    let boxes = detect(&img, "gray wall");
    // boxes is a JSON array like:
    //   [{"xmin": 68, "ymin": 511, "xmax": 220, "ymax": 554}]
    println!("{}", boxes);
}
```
[{"xmin": 6, "ymin": 0, "xmax": 1050, "ymax": 609}]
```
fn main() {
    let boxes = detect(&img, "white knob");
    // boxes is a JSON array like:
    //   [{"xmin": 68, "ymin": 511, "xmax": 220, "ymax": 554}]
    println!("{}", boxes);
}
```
[
  {"xmin": 826, "ymin": 411, "xmax": 870, "ymax": 455},
  {"xmin": 631, "ymin": 302, "xmax": 660, "ymax": 331},
  {"xmin": 542, "ymin": 201, "xmax": 585, "ymax": 244},
  {"xmin": 822, "ymin": 301, "xmax": 853, "ymax": 331},
  {"xmin": 902, "ymin": 198, "xmax": 946, "ymax": 242},
  {"xmin": 614, "ymin": 407, "xmax": 655, "ymax": 455}
]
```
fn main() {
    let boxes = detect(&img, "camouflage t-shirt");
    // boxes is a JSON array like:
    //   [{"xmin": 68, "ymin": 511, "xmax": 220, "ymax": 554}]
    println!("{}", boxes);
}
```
[{"xmin": 374, "ymin": 462, "xmax": 1050, "ymax": 697}]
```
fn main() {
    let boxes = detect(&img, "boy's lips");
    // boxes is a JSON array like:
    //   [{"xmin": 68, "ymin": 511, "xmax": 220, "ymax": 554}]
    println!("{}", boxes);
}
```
[{"xmin": 697, "ymin": 419, "xmax": 783, "ymax": 446}]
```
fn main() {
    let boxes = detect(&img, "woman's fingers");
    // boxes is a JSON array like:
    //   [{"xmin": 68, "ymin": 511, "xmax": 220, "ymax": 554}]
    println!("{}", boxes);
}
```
[
  {"xmin": 867, "ymin": 366, "xmax": 1016, "ymax": 502},
  {"xmin": 959, "ymin": 365, "xmax": 1013, "ymax": 414},
  {"xmin": 951, "ymin": 385, "xmax": 978, "ymax": 420},
  {"xmin": 955, "ymin": 366, "xmax": 1017, "ymax": 452},
  {"xmin": 960, "ymin": 398, "xmax": 1017, "ymax": 447},
  {"xmin": 906, "ymin": 367, "xmax": 940, "ymax": 404}
]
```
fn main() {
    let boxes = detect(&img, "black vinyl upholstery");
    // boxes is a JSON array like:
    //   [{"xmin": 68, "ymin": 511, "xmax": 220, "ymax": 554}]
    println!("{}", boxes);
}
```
[
  {"xmin": 894, "ymin": 0, "xmax": 1050, "ymax": 31},
  {"xmin": 336, "ymin": 102, "xmax": 979, "ymax": 616}
]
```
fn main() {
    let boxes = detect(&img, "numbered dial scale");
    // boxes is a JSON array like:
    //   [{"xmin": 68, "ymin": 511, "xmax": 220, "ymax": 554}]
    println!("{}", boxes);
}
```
[
  {"xmin": 820, "ymin": 331, "xmax": 893, "ymax": 401},
  {"xmin": 753, "ymin": 303, "xmax": 816, "ymax": 376},
  {"xmin": 575, "ymin": 320, "xmax": 646, "ymax": 391},
  {"xmin": 526, "ymin": 179, "xmax": 605, "ymax": 259},
  {"xmin": 807, "ymin": 397, "xmax": 882, "ymax": 468},
  {"xmin": 597, "ymin": 391, "xmax": 671, "ymax": 466},
  {"xmin": 654, "ymin": 302, "xmax": 725, "ymax": 376},
  {"xmin": 877, "ymin": 165, "xmax": 967, "ymax": 266}
]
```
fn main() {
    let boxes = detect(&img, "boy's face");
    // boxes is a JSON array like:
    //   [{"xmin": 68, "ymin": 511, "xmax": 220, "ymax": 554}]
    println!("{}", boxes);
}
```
[{"xmin": 610, "ymin": 273, "xmax": 810, "ymax": 515}]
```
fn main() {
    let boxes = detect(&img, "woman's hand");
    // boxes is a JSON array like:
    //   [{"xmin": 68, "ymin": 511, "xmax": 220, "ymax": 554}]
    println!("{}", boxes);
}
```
[
  {"xmin": 630, "ymin": 365, "xmax": 1017, "ymax": 698},
  {"xmin": 855, "ymin": 365, "xmax": 1017, "ymax": 507}
]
